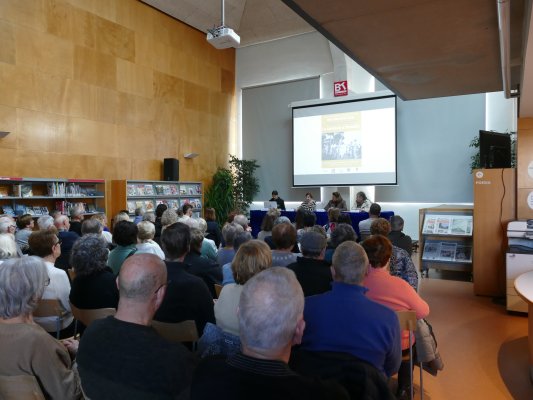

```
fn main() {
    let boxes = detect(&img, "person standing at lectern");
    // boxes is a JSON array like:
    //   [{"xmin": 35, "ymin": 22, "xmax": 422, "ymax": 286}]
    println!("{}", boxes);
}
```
[{"xmin": 270, "ymin": 190, "xmax": 286, "ymax": 211}]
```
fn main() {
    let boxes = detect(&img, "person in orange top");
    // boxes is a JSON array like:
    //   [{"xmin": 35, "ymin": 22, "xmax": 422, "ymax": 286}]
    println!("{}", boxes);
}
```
[{"xmin": 361, "ymin": 235, "xmax": 429, "ymax": 399}]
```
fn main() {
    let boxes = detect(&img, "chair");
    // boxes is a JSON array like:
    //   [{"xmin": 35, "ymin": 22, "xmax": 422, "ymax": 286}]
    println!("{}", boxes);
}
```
[
  {"xmin": 214, "ymin": 284, "xmax": 223, "ymax": 298},
  {"xmin": 0, "ymin": 375, "xmax": 45, "ymax": 400},
  {"xmin": 33, "ymin": 299, "xmax": 67, "ymax": 339},
  {"xmin": 69, "ymin": 302, "xmax": 116, "ymax": 336},
  {"xmin": 67, "ymin": 268, "xmax": 76, "ymax": 281},
  {"xmin": 396, "ymin": 310, "xmax": 423, "ymax": 400},
  {"xmin": 152, "ymin": 320, "xmax": 198, "ymax": 343}
]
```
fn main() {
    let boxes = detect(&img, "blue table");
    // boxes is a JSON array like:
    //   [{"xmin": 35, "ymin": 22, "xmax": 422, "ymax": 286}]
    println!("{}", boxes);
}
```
[{"xmin": 250, "ymin": 210, "xmax": 394, "ymax": 238}]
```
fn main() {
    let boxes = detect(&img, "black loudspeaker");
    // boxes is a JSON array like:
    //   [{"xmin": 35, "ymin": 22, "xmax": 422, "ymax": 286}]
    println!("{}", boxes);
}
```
[{"xmin": 163, "ymin": 158, "xmax": 179, "ymax": 181}]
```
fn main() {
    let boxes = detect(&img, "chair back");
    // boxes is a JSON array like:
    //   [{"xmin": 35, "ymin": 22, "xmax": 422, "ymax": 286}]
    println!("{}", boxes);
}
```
[
  {"xmin": 0, "ymin": 375, "xmax": 45, "ymax": 400},
  {"xmin": 69, "ymin": 302, "xmax": 115, "ymax": 328},
  {"xmin": 152, "ymin": 320, "xmax": 198, "ymax": 343},
  {"xmin": 396, "ymin": 310, "xmax": 420, "ymax": 400},
  {"xmin": 33, "ymin": 299, "xmax": 65, "ymax": 318},
  {"xmin": 67, "ymin": 268, "xmax": 76, "ymax": 281},
  {"xmin": 214, "ymin": 284, "xmax": 223, "ymax": 298},
  {"xmin": 359, "ymin": 229, "xmax": 371, "ymax": 242},
  {"xmin": 396, "ymin": 310, "xmax": 417, "ymax": 332}
]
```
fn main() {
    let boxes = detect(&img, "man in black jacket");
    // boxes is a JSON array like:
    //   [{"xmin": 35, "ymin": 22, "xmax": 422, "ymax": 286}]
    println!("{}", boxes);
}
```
[{"xmin": 270, "ymin": 190, "xmax": 286, "ymax": 211}]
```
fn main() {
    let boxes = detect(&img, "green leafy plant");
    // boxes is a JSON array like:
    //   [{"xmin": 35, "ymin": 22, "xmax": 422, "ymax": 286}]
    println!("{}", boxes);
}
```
[
  {"xmin": 228, "ymin": 155, "xmax": 260, "ymax": 213},
  {"xmin": 204, "ymin": 167, "xmax": 234, "ymax": 226},
  {"xmin": 469, "ymin": 132, "xmax": 516, "ymax": 171}
]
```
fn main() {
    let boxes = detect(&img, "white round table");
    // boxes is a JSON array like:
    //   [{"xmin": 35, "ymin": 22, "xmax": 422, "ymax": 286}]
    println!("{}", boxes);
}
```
[{"xmin": 514, "ymin": 270, "xmax": 533, "ymax": 382}]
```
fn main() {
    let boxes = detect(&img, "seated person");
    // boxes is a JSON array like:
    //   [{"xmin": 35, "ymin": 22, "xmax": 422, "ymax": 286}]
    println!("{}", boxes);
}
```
[
  {"xmin": 91, "ymin": 214, "xmax": 112, "ymax": 244},
  {"xmin": 154, "ymin": 203, "xmax": 168, "ymax": 244},
  {"xmin": 135, "ymin": 220, "xmax": 165, "ymax": 260},
  {"xmin": 287, "ymin": 231, "xmax": 332, "ymax": 297},
  {"xmin": 197, "ymin": 218, "xmax": 218, "ymax": 261},
  {"xmin": 257, "ymin": 208, "xmax": 280, "ymax": 241},
  {"xmin": 353, "ymin": 191, "xmax": 372, "ymax": 212},
  {"xmin": 271, "ymin": 222, "xmax": 300, "ymax": 266},
  {"xmin": 301, "ymin": 241, "xmax": 401, "ymax": 378},
  {"xmin": 324, "ymin": 207, "xmax": 341, "ymax": 235},
  {"xmin": 155, "ymin": 222, "xmax": 215, "ymax": 334},
  {"xmin": 221, "ymin": 231, "xmax": 252, "ymax": 285},
  {"xmin": 0, "ymin": 232, "xmax": 18, "ymax": 262},
  {"xmin": 77, "ymin": 254, "xmax": 194, "ymax": 399},
  {"xmin": 299, "ymin": 192, "xmax": 317, "ymax": 212},
  {"xmin": 204, "ymin": 207, "xmax": 222, "ymax": 248},
  {"xmin": 133, "ymin": 207, "xmax": 144, "ymax": 225},
  {"xmin": 0, "ymin": 257, "xmax": 81, "ymax": 399},
  {"xmin": 69, "ymin": 208, "xmax": 84, "ymax": 236},
  {"xmin": 69, "ymin": 234, "xmax": 119, "ymax": 310},
  {"xmin": 371, "ymin": 218, "xmax": 419, "ymax": 291},
  {"xmin": 217, "ymin": 223, "xmax": 244, "ymax": 266},
  {"xmin": 297, "ymin": 211, "xmax": 317, "ymax": 244},
  {"xmin": 324, "ymin": 192, "xmax": 347, "ymax": 211},
  {"xmin": 37, "ymin": 215, "xmax": 55, "ymax": 231},
  {"xmin": 388, "ymin": 215, "xmax": 413, "ymax": 256},
  {"xmin": 361, "ymin": 235, "xmax": 429, "ymax": 398},
  {"xmin": 107, "ymin": 221, "xmax": 138, "ymax": 275},
  {"xmin": 358, "ymin": 203, "xmax": 381, "ymax": 241},
  {"xmin": 191, "ymin": 268, "xmax": 349, "ymax": 400},
  {"xmin": 182, "ymin": 203, "xmax": 194, "ymax": 219},
  {"xmin": 28, "ymin": 230, "xmax": 74, "ymax": 338},
  {"xmin": 215, "ymin": 240, "xmax": 272, "ymax": 336},
  {"xmin": 14, "ymin": 213, "xmax": 34, "ymax": 253},
  {"xmin": 270, "ymin": 190, "xmax": 286, "ymax": 211},
  {"xmin": 54, "ymin": 215, "xmax": 79, "ymax": 271},
  {"xmin": 184, "ymin": 228, "xmax": 222, "ymax": 298},
  {"xmin": 324, "ymin": 223, "xmax": 356, "ymax": 263}
]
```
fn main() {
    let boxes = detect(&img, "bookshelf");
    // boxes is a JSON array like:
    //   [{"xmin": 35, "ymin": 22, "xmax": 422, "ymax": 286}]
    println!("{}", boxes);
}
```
[
  {"xmin": 111, "ymin": 180, "xmax": 203, "ymax": 220},
  {"xmin": 419, "ymin": 205, "xmax": 473, "ymax": 276},
  {"xmin": 0, "ymin": 177, "xmax": 106, "ymax": 218}
]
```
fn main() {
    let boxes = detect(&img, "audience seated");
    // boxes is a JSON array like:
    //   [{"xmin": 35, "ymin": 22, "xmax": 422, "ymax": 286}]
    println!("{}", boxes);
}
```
[
  {"xmin": 191, "ymin": 268, "xmax": 349, "ymax": 400},
  {"xmin": 358, "ymin": 203, "xmax": 381, "ymax": 241},
  {"xmin": 204, "ymin": 207, "xmax": 222, "ymax": 248},
  {"xmin": 133, "ymin": 207, "xmax": 144, "ymax": 224},
  {"xmin": 324, "ymin": 191, "xmax": 347, "ymax": 211},
  {"xmin": 80, "ymin": 218, "xmax": 113, "ymax": 251},
  {"xmin": 91, "ymin": 214, "xmax": 112, "ymax": 243},
  {"xmin": 324, "ymin": 223, "xmax": 357, "ymax": 263},
  {"xmin": 257, "ymin": 208, "xmax": 280, "ymax": 241},
  {"xmin": 0, "ymin": 215, "xmax": 23, "ymax": 257},
  {"xmin": 77, "ymin": 254, "xmax": 194, "ymax": 399},
  {"xmin": 153, "ymin": 203, "xmax": 168, "ymax": 244},
  {"xmin": 0, "ymin": 232, "xmax": 18, "ymax": 262},
  {"xmin": 160, "ymin": 208, "xmax": 178, "ymax": 232},
  {"xmin": 28, "ymin": 229, "xmax": 74, "ymax": 338},
  {"xmin": 107, "ymin": 221, "xmax": 138, "ymax": 276},
  {"xmin": 142, "ymin": 211, "xmax": 156, "ymax": 223},
  {"xmin": 233, "ymin": 214, "xmax": 251, "ymax": 232},
  {"xmin": 69, "ymin": 208, "xmax": 84, "ymax": 236},
  {"xmin": 197, "ymin": 218, "xmax": 218, "ymax": 261},
  {"xmin": 297, "ymin": 211, "xmax": 317, "ymax": 243},
  {"xmin": 113, "ymin": 211, "xmax": 131, "ymax": 224},
  {"xmin": 217, "ymin": 223, "xmax": 244, "ymax": 266},
  {"xmin": 271, "ymin": 222, "xmax": 299, "ymax": 266},
  {"xmin": 324, "ymin": 208, "xmax": 340, "ymax": 236},
  {"xmin": 215, "ymin": 240, "xmax": 272, "ymax": 336},
  {"xmin": 301, "ymin": 241, "xmax": 401, "ymax": 378},
  {"xmin": 154, "ymin": 222, "xmax": 215, "ymax": 334},
  {"xmin": 184, "ymin": 228, "xmax": 222, "ymax": 298},
  {"xmin": 37, "ymin": 215, "xmax": 55, "ymax": 231},
  {"xmin": 287, "ymin": 231, "xmax": 332, "ymax": 296},
  {"xmin": 370, "ymin": 218, "xmax": 419, "ymax": 291},
  {"xmin": 388, "ymin": 215, "xmax": 413, "ymax": 256},
  {"xmin": 69, "ymin": 234, "xmax": 119, "ymax": 310},
  {"xmin": 135, "ymin": 220, "xmax": 165, "ymax": 259},
  {"xmin": 0, "ymin": 257, "xmax": 82, "ymax": 399},
  {"xmin": 264, "ymin": 216, "xmax": 293, "ymax": 250},
  {"xmin": 14, "ymin": 213, "xmax": 34, "ymax": 254},
  {"xmin": 221, "ymin": 231, "xmax": 252, "ymax": 285},
  {"xmin": 182, "ymin": 203, "xmax": 194, "ymax": 219},
  {"xmin": 53, "ymin": 215, "xmax": 80, "ymax": 271},
  {"xmin": 361, "ymin": 235, "xmax": 429, "ymax": 398}
]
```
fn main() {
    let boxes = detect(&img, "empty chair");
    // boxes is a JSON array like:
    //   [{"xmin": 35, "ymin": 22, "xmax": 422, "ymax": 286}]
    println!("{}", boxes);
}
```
[
  {"xmin": 151, "ymin": 320, "xmax": 198, "ymax": 343},
  {"xmin": 0, "ymin": 375, "xmax": 45, "ymax": 400}
]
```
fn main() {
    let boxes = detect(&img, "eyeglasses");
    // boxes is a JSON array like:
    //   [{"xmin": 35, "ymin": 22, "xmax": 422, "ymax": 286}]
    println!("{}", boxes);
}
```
[
  {"xmin": 154, "ymin": 280, "xmax": 170, "ymax": 294},
  {"xmin": 54, "ymin": 239, "xmax": 62, "ymax": 247},
  {"xmin": 44, "ymin": 277, "xmax": 50, "ymax": 286}
]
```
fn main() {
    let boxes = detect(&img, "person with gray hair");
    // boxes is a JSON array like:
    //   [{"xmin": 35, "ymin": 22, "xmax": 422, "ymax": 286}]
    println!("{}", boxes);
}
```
[
  {"xmin": 37, "ymin": 214, "xmax": 55, "ymax": 231},
  {"xmin": 191, "ymin": 267, "xmax": 349, "ymax": 399},
  {"xmin": 0, "ymin": 232, "xmax": 18, "ymax": 261},
  {"xmin": 136, "ymin": 220, "xmax": 165, "ymax": 260},
  {"xmin": 301, "ymin": 241, "xmax": 402, "ymax": 378},
  {"xmin": 81, "ymin": 218, "xmax": 103, "ymax": 236},
  {"xmin": 69, "ymin": 207, "xmax": 84, "ymax": 236},
  {"xmin": 142, "ymin": 211, "xmax": 156, "ymax": 223},
  {"xmin": 233, "ymin": 214, "xmax": 251, "ymax": 232},
  {"xmin": 114, "ymin": 211, "xmax": 131, "ymax": 224},
  {"xmin": 197, "ymin": 217, "xmax": 218, "ymax": 262},
  {"xmin": 217, "ymin": 222, "xmax": 244, "ymax": 266},
  {"xmin": 77, "ymin": 254, "xmax": 194, "ymax": 399},
  {"xmin": 388, "ymin": 215, "xmax": 413, "ymax": 256},
  {"xmin": 69, "ymin": 234, "xmax": 119, "ymax": 310},
  {"xmin": 0, "ymin": 215, "xmax": 17, "ymax": 235},
  {"xmin": 221, "ymin": 231, "xmax": 253, "ymax": 285},
  {"xmin": 161, "ymin": 208, "xmax": 178, "ymax": 232},
  {"xmin": 0, "ymin": 257, "xmax": 82, "ymax": 399},
  {"xmin": 287, "ymin": 231, "xmax": 332, "ymax": 297},
  {"xmin": 324, "ymin": 223, "xmax": 357, "ymax": 262},
  {"xmin": 54, "ymin": 214, "xmax": 80, "ymax": 271}
]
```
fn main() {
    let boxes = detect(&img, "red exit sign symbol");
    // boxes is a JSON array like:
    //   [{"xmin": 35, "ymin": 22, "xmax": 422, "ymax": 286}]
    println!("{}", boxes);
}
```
[{"xmin": 334, "ymin": 80, "xmax": 348, "ymax": 96}]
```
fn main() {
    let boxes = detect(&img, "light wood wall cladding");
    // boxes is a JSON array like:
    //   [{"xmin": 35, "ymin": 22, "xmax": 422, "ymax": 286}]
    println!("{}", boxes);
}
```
[{"xmin": 0, "ymin": 0, "xmax": 235, "ymax": 216}]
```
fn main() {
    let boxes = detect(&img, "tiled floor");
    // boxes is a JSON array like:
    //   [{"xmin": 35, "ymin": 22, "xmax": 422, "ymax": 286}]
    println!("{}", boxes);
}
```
[{"xmin": 413, "ymin": 270, "xmax": 533, "ymax": 399}]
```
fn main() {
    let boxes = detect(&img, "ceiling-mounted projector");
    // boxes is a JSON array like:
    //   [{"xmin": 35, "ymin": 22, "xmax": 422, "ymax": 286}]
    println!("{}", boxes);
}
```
[{"xmin": 207, "ymin": 26, "xmax": 240, "ymax": 49}]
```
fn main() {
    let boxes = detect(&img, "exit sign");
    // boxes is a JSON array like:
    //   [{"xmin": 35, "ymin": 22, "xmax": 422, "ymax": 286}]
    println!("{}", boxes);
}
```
[{"xmin": 334, "ymin": 80, "xmax": 348, "ymax": 96}]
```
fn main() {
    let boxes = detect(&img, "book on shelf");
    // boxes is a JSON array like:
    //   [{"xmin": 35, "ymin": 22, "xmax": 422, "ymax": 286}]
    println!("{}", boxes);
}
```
[
  {"xmin": 169, "ymin": 184, "xmax": 178, "ymax": 195},
  {"xmin": 47, "ymin": 182, "xmax": 65, "ymax": 197},
  {"xmin": 422, "ymin": 214, "xmax": 473, "ymax": 236},
  {"xmin": 14, "ymin": 204, "xmax": 25, "ymax": 216},
  {"xmin": 2, "ymin": 205, "xmax": 14, "ymax": 216},
  {"xmin": 12, "ymin": 185, "xmax": 21, "ymax": 197},
  {"xmin": 454, "ymin": 245, "xmax": 472, "ymax": 262},
  {"xmin": 127, "ymin": 201, "xmax": 136, "ymax": 214},
  {"xmin": 163, "ymin": 185, "xmax": 171, "ymax": 195},
  {"xmin": 144, "ymin": 200, "xmax": 155, "ymax": 212},
  {"xmin": 438, "ymin": 242, "xmax": 456, "ymax": 261},
  {"xmin": 422, "ymin": 241, "xmax": 472, "ymax": 262},
  {"xmin": 0, "ymin": 185, "xmax": 9, "ymax": 197},
  {"xmin": 179, "ymin": 187, "xmax": 187, "ymax": 195},
  {"xmin": 127, "ymin": 184, "xmax": 137, "ymax": 196},
  {"xmin": 144, "ymin": 184, "xmax": 154, "ymax": 195},
  {"xmin": 155, "ymin": 185, "xmax": 165, "ymax": 195},
  {"xmin": 21, "ymin": 184, "xmax": 33, "ymax": 198},
  {"xmin": 422, "ymin": 241, "xmax": 440, "ymax": 260},
  {"xmin": 136, "ymin": 185, "xmax": 146, "ymax": 196}
]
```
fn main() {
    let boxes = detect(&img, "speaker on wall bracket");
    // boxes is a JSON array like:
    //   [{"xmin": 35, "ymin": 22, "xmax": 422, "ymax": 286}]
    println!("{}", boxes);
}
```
[{"xmin": 163, "ymin": 158, "xmax": 179, "ymax": 181}]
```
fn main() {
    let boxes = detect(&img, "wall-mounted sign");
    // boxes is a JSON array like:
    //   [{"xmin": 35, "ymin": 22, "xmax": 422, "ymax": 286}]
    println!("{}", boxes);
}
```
[{"xmin": 334, "ymin": 80, "xmax": 348, "ymax": 97}]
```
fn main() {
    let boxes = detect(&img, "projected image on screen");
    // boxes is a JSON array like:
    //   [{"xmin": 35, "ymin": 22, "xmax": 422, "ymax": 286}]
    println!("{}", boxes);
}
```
[{"xmin": 292, "ymin": 95, "xmax": 396, "ymax": 186}]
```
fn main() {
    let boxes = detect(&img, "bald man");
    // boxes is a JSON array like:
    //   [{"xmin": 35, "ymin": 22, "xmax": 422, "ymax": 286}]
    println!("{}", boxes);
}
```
[
  {"xmin": 54, "ymin": 214, "xmax": 79, "ymax": 271},
  {"xmin": 77, "ymin": 254, "xmax": 194, "ymax": 400}
]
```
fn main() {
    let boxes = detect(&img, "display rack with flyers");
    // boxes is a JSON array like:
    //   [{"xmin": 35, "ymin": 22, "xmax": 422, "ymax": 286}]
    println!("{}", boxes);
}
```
[
  {"xmin": 0, "ymin": 177, "xmax": 105, "ymax": 218},
  {"xmin": 419, "ymin": 205, "xmax": 473, "ymax": 275},
  {"xmin": 111, "ymin": 180, "xmax": 203, "ymax": 221}
]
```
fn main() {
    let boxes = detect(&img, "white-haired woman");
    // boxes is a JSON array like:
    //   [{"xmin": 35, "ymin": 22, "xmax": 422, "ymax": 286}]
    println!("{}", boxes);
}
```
[
  {"xmin": 0, "ymin": 257, "xmax": 82, "ymax": 399},
  {"xmin": 0, "ymin": 232, "xmax": 18, "ymax": 262},
  {"xmin": 136, "ymin": 221, "xmax": 165, "ymax": 260}
]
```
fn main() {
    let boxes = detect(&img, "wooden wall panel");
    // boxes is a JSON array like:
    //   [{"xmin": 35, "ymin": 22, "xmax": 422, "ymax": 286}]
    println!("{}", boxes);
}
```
[{"xmin": 0, "ymin": 0, "xmax": 235, "ymax": 220}]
